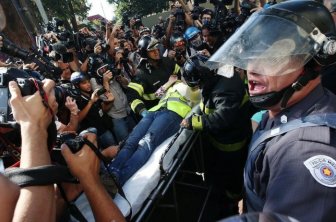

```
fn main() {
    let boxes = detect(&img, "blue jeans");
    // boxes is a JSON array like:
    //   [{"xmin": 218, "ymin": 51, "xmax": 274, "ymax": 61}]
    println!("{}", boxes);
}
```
[
  {"xmin": 107, "ymin": 109, "xmax": 182, "ymax": 185},
  {"xmin": 112, "ymin": 116, "xmax": 137, "ymax": 143},
  {"xmin": 99, "ymin": 130, "xmax": 117, "ymax": 149}
]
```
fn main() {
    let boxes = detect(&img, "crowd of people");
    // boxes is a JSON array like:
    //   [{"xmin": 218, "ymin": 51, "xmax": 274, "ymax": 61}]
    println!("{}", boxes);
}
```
[{"xmin": 0, "ymin": 0, "xmax": 336, "ymax": 221}]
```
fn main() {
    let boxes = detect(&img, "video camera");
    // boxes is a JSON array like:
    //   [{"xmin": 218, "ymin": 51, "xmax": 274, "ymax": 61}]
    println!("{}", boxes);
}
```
[{"xmin": 1, "ymin": 35, "xmax": 62, "ymax": 81}]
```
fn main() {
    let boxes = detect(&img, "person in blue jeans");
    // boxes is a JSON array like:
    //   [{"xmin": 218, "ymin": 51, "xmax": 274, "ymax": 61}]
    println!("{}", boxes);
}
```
[{"xmin": 106, "ymin": 79, "xmax": 200, "ymax": 186}]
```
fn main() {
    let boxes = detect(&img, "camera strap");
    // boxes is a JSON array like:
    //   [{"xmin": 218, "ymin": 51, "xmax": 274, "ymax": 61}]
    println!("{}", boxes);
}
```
[
  {"xmin": 4, "ymin": 165, "xmax": 78, "ymax": 187},
  {"xmin": 82, "ymin": 138, "xmax": 132, "ymax": 221},
  {"xmin": 32, "ymin": 79, "xmax": 54, "ymax": 117}
]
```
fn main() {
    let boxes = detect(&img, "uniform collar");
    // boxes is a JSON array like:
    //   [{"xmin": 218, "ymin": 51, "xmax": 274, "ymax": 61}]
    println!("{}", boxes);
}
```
[{"xmin": 259, "ymin": 84, "xmax": 325, "ymax": 131}]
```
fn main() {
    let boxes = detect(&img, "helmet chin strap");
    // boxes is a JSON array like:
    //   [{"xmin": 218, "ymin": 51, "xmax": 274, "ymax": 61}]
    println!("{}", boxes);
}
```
[{"xmin": 250, "ymin": 67, "xmax": 319, "ymax": 110}]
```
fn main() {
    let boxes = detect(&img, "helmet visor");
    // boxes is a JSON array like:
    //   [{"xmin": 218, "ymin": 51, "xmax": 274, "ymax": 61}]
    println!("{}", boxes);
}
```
[{"xmin": 207, "ymin": 12, "xmax": 319, "ymax": 76}]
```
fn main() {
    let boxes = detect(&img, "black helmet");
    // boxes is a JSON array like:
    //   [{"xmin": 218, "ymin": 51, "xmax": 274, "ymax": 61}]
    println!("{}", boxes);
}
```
[
  {"xmin": 70, "ymin": 71, "xmax": 90, "ymax": 86},
  {"xmin": 207, "ymin": 0, "xmax": 336, "ymax": 76},
  {"xmin": 170, "ymin": 32, "xmax": 186, "ymax": 49},
  {"xmin": 137, "ymin": 35, "xmax": 159, "ymax": 58},
  {"xmin": 182, "ymin": 54, "xmax": 213, "ymax": 87},
  {"xmin": 273, "ymin": 0, "xmax": 336, "ymax": 66}
]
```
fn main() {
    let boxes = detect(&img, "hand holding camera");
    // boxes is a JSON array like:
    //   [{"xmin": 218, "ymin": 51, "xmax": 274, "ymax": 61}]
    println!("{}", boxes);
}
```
[
  {"xmin": 61, "ymin": 132, "xmax": 100, "ymax": 181},
  {"xmin": 90, "ymin": 88, "xmax": 100, "ymax": 104},
  {"xmin": 94, "ymin": 41, "xmax": 102, "ymax": 54},
  {"xmin": 168, "ymin": 50, "xmax": 176, "ymax": 59},
  {"xmin": 9, "ymin": 79, "xmax": 57, "ymax": 129},
  {"xmin": 23, "ymin": 62, "xmax": 39, "ymax": 71},
  {"xmin": 103, "ymin": 70, "xmax": 113, "ymax": 83}
]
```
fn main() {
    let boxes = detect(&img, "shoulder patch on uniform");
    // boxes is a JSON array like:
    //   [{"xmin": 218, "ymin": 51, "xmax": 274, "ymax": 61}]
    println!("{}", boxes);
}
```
[{"xmin": 304, "ymin": 155, "xmax": 336, "ymax": 188}]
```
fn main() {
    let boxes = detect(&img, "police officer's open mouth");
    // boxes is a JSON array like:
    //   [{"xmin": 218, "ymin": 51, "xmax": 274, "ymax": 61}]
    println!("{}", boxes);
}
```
[{"xmin": 249, "ymin": 80, "xmax": 266, "ymax": 94}]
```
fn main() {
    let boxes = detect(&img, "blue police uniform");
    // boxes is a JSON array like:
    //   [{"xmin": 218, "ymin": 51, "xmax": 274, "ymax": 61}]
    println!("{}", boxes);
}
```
[{"xmin": 244, "ymin": 85, "xmax": 336, "ymax": 222}]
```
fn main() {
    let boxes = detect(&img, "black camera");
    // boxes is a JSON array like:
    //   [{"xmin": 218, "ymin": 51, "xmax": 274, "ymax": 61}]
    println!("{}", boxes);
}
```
[
  {"xmin": 133, "ymin": 16, "xmax": 143, "ymax": 29},
  {"xmin": 51, "ymin": 132, "xmax": 85, "ymax": 165},
  {"xmin": 173, "ymin": 8, "xmax": 185, "ymax": 27},
  {"xmin": 54, "ymin": 83, "xmax": 81, "ymax": 108},
  {"xmin": 96, "ymin": 64, "xmax": 121, "ymax": 79},
  {"xmin": 194, "ymin": 0, "xmax": 207, "ymax": 5},
  {"xmin": 210, "ymin": 0, "xmax": 233, "ymax": 5},
  {"xmin": 85, "ymin": 38, "xmax": 110, "ymax": 53},
  {"xmin": 152, "ymin": 25, "xmax": 165, "ymax": 39},
  {"xmin": 100, "ymin": 42, "xmax": 111, "ymax": 53},
  {"xmin": 56, "ymin": 132, "xmax": 85, "ymax": 153},
  {"xmin": 240, "ymin": 0, "xmax": 257, "ymax": 17},
  {"xmin": 97, "ymin": 87, "xmax": 107, "ymax": 96},
  {"xmin": 47, "ymin": 17, "xmax": 64, "ymax": 33},
  {"xmin": 0, "ymin": 68, "xmax": 46, "ymax": 124}
]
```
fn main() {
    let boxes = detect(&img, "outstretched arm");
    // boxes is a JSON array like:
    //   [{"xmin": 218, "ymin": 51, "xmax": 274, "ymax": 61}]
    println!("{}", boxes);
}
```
[
  {"xmin": 62, "ymin": 133, "xmax": 125, "ymax": 222},
  {"xmin": 9, "ymin": 79, "xmax": 57, "ymax": 222}
]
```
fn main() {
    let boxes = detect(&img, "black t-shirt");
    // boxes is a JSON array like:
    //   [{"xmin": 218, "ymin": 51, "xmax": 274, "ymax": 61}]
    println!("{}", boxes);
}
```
[{"xmin": 76, "ymin": 94, "xmax": 107, "ymax": 135}]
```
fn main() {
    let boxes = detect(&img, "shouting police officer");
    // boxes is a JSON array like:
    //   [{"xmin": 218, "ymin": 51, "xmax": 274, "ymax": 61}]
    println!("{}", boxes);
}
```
[{"xmin": 207, "ymin": 1, "xmax": 336, "ymax": 221}]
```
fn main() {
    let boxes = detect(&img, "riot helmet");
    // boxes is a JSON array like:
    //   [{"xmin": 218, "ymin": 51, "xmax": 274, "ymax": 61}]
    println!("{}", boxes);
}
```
[
  {"xmin": 139, "ymin": 27, "xmax": 151, "ymax": 36},
  {"xmin": 207, "ymin": 0, "xmax": 336, "ymax": 76},
  {"xmin": 137, "ymin": 35, "xmax": 160, "ymax": 59},
  {"xmin": 182, "ymin": 54, "xmax": 214, "ymax": 87},
  {"xmin": 207, "ymin": 0, "xmax": 336, "ymax": 109}
]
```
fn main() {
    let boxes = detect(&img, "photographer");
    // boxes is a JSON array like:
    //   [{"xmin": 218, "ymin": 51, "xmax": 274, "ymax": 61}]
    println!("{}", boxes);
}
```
[
  {"xmin": 184, "ymin": 26, "xmax": 211, "ymax": 56},
  {"xmin": 70, "ymin": 72, "xmax": 117, "ymax": 148},
  {"xmin": 81, "ymin": 35, "xmax": 115, "ymax": 74},
  {"xmin": 201, "ymin": 25, "xmax": 224, "ymax": 55},
  {"xmin": 61, "ymin": 132, "xmax": 125, "ymax": 222},
  {"xmin": 114, "ymin": 46, "xmax": 135, "ymax": 81},
  {"xmin": 166, "ymin": 1, "xmax": 194, "ymax": 42},
  {"xmin": 167, "ymin": 32, "xmax": 188, "ymax": 66},
  {"xmin": 90, "ymin": 57, "xmax": 135, "ymax": 144}
]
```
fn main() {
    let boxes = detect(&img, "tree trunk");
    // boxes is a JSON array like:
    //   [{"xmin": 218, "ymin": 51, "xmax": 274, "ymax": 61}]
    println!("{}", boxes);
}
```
[{"xmin": 67, "ymin": 0, "xmax": 78, "ymax": 32}]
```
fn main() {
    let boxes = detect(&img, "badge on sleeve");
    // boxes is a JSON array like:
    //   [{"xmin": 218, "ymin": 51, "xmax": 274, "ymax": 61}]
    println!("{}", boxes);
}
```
[{"xmin": 304, "ymin": 155, "xmax": 336, "ymax": 188}]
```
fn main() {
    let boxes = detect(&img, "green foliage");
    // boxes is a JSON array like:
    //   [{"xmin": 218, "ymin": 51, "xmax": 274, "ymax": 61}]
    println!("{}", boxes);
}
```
[
  {"xmin": 41, "ymin": 0, "xmax": 90, "ymax": 22},
  {"xmin": 108, "ymin": 0, "xmax": 169, "ymax": 22}
]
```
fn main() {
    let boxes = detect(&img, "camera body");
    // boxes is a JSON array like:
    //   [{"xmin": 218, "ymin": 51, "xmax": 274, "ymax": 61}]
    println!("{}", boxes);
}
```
[
  {"xmin": 0, "ymin": 68, "xmax": 45, "ymax": 124},
  {"xmin": 56, "ymin": 132, "xmax": 85, "ymax": 153},
  {"xmin": 96, "ymin": 64, "xmax": 121, "ymax": 79},
  {"xmin": 97, "ymin": 87, "xmax": 107, "ymax": 96},
  {"xmin": 54, "ymin": 82, "xmax": 81, "ymax": 108},
  {"xmin": 133, "ymin": 16, "xmax": 143, "ymax": 29},
  {"xmin": 173, "ymin": 8, "xmax": 185, "ymax": 27},
  {"xmin": 51, "ymin": 132, "xmax": 85, "ymax": 165}
]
